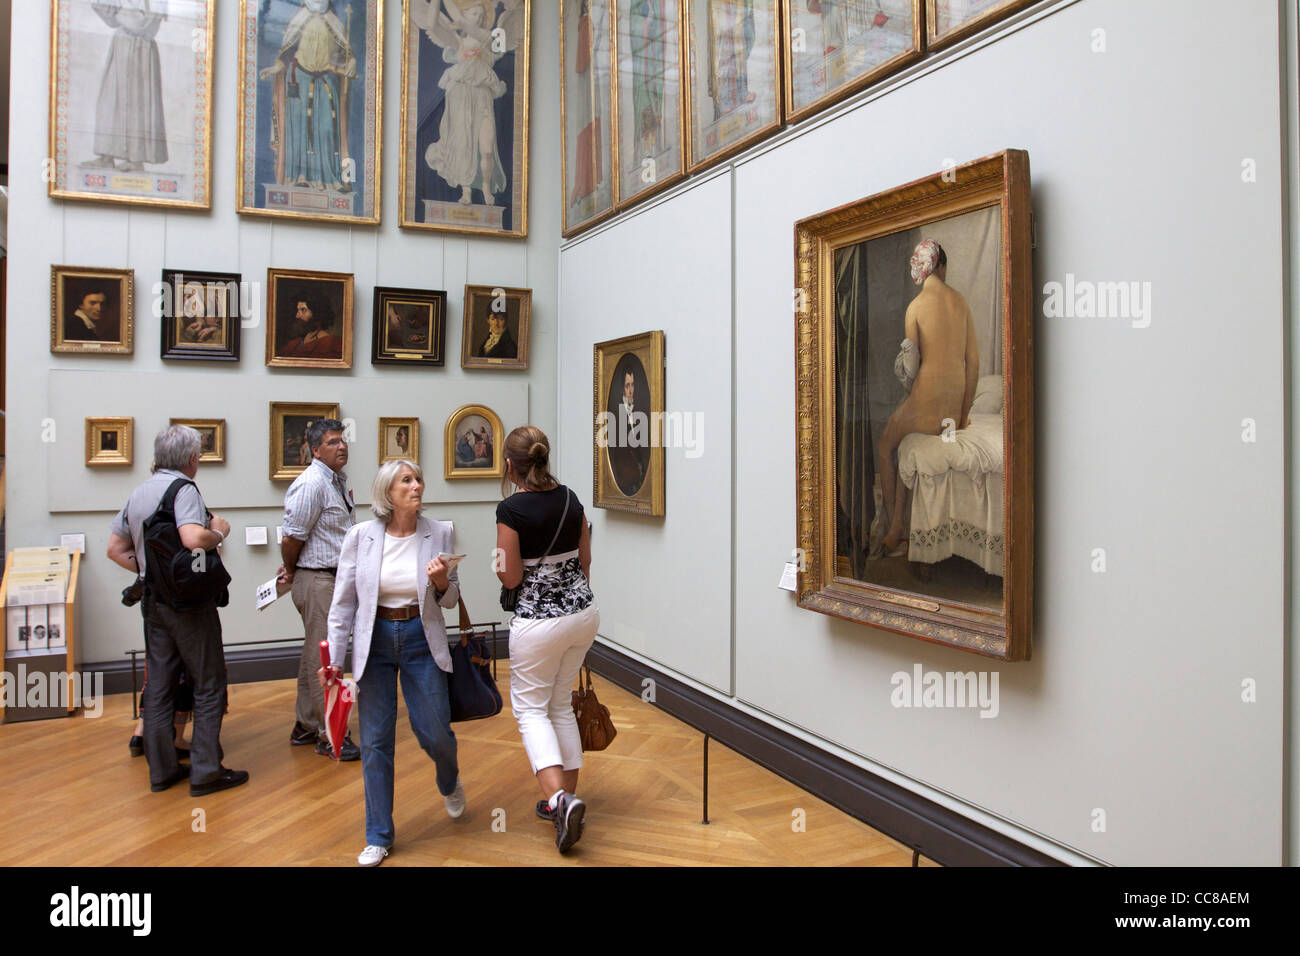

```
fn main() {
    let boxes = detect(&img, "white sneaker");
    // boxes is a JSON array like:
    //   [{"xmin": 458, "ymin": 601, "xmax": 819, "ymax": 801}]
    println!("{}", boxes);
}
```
[
  {"xmin": 357, "ymin": 845, "xmax": 388, "ymax": 867},
  {"xmin": 445, "ymin": 780, "xmax": 467, "ymax": 819}
]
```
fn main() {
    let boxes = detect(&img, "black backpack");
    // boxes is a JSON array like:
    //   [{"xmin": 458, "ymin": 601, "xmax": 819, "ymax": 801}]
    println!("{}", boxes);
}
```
[{"xmin": 142, "ymin": 478, "xmax": 231, "ymax": 610}]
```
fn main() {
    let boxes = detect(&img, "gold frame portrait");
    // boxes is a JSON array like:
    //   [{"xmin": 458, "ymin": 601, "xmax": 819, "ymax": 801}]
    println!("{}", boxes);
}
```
[
  {"xmin": 379, "ymin": 417, "xmax": 420, "ymax": 466},
  {"xmin": 269, "ymin": 402, "xmax": 341, "ymax": 481},
  {"xmin": 236, "ymin": 0, "xmax": 384, "ymax": 224},
  {"xmin": 794, "ymin": 149, "xmax": 1033, "ymax": 660},
  {"xmin": 170, "ymin": 418, "xmax": 227, "ymax": 464},
  {"xmin": 265, "ymin": 268, "xmax": 355, "ymax": 369},
  {"xmin": 444, "ymin": 404, "xmax": 505, "ymax": 480},
  {"xmin": 593, "ymin": 330, "xmax": 666, "ymax": 516},
  {"xmin": 561, "ymin": 0, "xmax": 620, "ymax": 236},
  {"xmin": 925, "ymin": 0, "xmax": 1040, "ymax": 51},
  {"xmin": 51, "ymin": 265, "xmax": 134, "ymax": 354},
  {"xmin": 48, "ymin": 0, "xmax": 216, "ymax": 210},
  {"xmin": 461, "ymin": 284, "xmax": 532, "ymax": 370},
  {"xmin": 399, "ymin": 0, "xmax": 531, "ymax": 238},
  {"xmin": 85, "ymin": 417, "xmax": 133, "ymax": 467}
]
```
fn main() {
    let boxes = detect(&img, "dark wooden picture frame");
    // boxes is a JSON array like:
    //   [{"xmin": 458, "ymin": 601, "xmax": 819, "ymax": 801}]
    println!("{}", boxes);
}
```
[
  {"xmin": 160, "ymin": 269, "xmax": 242, "ymax": 362},
  {"xmin": 371, "ymin": 286, "xmax": 447, "ymax": 366}
]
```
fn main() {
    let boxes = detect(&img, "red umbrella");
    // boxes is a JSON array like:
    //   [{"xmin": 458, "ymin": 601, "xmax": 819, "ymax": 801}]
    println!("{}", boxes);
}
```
[{"xmin": 319, "ymin": 640, "xmax": 352, "ymax": 761}]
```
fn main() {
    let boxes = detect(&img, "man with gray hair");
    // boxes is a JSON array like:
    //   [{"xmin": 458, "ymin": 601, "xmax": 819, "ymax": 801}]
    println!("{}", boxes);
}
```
[
  {"xmin": 278, "ymin": 418, "xmax": 360, "ymax": 760},
  {"xmin": 108, "ymin": 425, "xmax": 248, "ymax": 796}
]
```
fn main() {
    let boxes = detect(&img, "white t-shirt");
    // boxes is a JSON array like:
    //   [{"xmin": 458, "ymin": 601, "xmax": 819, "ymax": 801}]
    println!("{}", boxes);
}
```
[{"xmin": 378, "ymin": 533, "xmax": 419, "ymax": 608}]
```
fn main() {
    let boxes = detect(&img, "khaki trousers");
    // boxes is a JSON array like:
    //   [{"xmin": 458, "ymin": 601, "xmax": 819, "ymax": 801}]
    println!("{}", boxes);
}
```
[{"xmin": 293, "ymin": 568, "xmax": 337, "ymax": 735}]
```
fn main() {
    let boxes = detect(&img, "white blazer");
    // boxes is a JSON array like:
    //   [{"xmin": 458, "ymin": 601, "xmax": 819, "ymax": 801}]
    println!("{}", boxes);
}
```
[{"xmin": 326, "ymin": 517, "xmax": 460, "ymax": 683}]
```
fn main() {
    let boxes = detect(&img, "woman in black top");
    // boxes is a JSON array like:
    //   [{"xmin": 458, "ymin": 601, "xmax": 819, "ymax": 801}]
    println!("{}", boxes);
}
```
[{"xmin": 495, "ymin": 426, "xmax": 598, "ymax": 853}]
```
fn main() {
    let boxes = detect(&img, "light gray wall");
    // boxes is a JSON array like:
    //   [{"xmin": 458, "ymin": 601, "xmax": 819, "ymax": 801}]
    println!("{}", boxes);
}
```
[
  {"xmin": 560, "ymin": 0, "xmax": 1288, "ymax": 865},
  {"xmin": 6, "ymin": 0, "xmax": 560, "ymax": 663}
]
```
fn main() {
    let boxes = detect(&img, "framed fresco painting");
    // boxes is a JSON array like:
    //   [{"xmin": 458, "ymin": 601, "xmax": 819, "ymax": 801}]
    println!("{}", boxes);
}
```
[
  {"xmin": 782, "ymin": 1, "xmax": 922, "ymax": 124},
  {"xmin": 159, "ymin": 269, "xmax": 242, "ymax": 362},
  {"xmin": 461, "ymin": 284, "xmax": 531, "ymax": 370},
  {"xmin": 270, "ymin": 402, "xmax": 341, "ymax": 481},
  {"xmin": 85, "ymin": 417, "xmax": 133, "ymax": 467},
  {"xmin": 925, "ymin": 0, "xmax": 1040, "ymax": 51},
  {"xmin": 51, "ymin": 265, "xmax": 134, "ymax": 354},
  {"xmin": 614, "ymin": 0, "xmax": 686, "ymax": 209},
  {"xmin": 379, "ymin": 417, "xmax": 420, "ymax": 466},
  {"xmin": 48, "ymin": 0, "xmax": 215, "ymax": 209},
  {"xmin": 265, "ymin": 268, "xmax": 354, "ymax": 369},
  {"xmin": 561, "ymin": 0, "xmax": 618, "ymax": 236},
  {"xmin": 170, "ymin": 418, "xmax": 227, "ymax": 463},
  {"xmin": 236, "ymin": 0, "xmax": 383, "ymax": 224},
  {"xmin": 400, "ymin": 0, "xmax": 531, "ymax": 237},
  {"xmin": 444, "ymin": 404, "xmax": 505, "ymax": 479},
  {"xmin": 372, "ymin": 286, "xmax": 447, "ymax": 366},
  {"xmin": 683, "ymin": 0, "xmax": 782, "ymax": 174},
  {"xmin": 794, "ymin": 150, "xmax": 1033, "ymax": 660},
  {"xmin": 593, "ymin": 330, "xmax": 665, "ymax": 516}
]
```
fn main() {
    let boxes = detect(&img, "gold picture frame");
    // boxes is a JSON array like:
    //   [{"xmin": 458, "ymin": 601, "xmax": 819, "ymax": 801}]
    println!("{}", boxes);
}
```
[
  {"xmin": 925, "ymin": 0, "xmax": 1041, "ymax": 51},
  {"xmin": 48, "ymin": 0, "xmax": 216, "ymax": 210},
  {"xmin": 461, "ymin": 284, "xmax": 532, "ymax": 370},
  {"xmin": 85, "ymin": 417, "xmax": 133, "ymax": 467},
  {"xmin": 170, "ymin": 418, "xmax": 227, "ymax": 464},
  {"xmin": 613, "ymin": 0, "xmax": 687, "ymax": 210},
  {"xmin": 444, "ymin": 404, "xmax": 505, "ymax": 480},
  {"xmin": 379, "ymin": 417, "xmax": 420, "ymax": 466},
  {"xmin": 51, "ymin": 265, "xmax": 134, "ymax": 354},
  {"xmin": 561, "ymin": 0, "xmax": 619, "ymax": 236},
  {"xmin": 236, "ymin": 0, "xmax": 384, "ymax": 224},
  {"xmin": 270, "ymin": 402, "xmax": 342, "ymax": 481},
  {"xmin": 265, "ymin": 268, "xmax": 355, "ymax": 369},
  {"xmin": 399, "ymin": 0, "xmax": 531, "ymax": 237},
  {"xmin": 794, "ymin": 149, "xmax": 1033, "ymax": 660},
  {"xmin": 593, "ymin": 330, "xmax": 665, "ymax": 516}
]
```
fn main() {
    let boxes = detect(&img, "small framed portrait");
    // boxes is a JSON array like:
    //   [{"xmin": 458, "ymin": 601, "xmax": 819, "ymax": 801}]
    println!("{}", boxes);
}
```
[
  {"xmin": 170, "ymin": 418, "xmax": 227, "ymax": 464},
  {"xmin": 461, "ymin": 284, "xmax": 531, "ymax": 370},
  {"xmin": 265, "ymin": 268, "xmax": 354, "ymax": 369},
  {"xmin": 444, "ymin": 404, "xmax": 505, "ymax": 479},
  {"xmin": 593, "ymin": 330, "xmax": 665, "ymax": 516},
  {"xmin": 51, "ymin": 265, "xmax": 134, "ymax": 354},
  {"xmin": 270, "ymin": 402, "xmax": 341, "ymax": 481},
  {"xmin": 925, "ymin": 0, "xmax": 1039, "ymax": 50},
  {"xmin": 160, "ymin": 269, "xmax": 242, "ymax": 362},
  {"xmin": 85, "ymin": 417, "xmax": 134, "ymax": 467},
  {"xmin": 379, "ymin": 417, "xmax": 420, "ymax": 466},
  {"xmin": 372, "ymin": 287, "xmax": 447, "ymax": 366}
]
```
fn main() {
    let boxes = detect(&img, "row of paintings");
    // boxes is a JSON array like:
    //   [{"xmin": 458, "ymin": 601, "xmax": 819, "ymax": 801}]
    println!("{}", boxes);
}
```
[
  {"xmin": 562, "ymin": 0, "xmax": 1039, "ymax": 234},
  {"xmin": 49, "ymin": 266, "xmax": 532, "ymax": 371},
  {"xmin": 84, "ymin": 405, "xmax": 507, "ymax": 482},
  {"xmin": 49, "ymin": 0, "xmax": 531, "ymax": 238}
]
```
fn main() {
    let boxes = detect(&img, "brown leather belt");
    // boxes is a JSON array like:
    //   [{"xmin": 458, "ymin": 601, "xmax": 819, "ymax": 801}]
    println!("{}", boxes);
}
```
[{"xmin": 376, "ymin": 604, "xmax": 420, "ymax": 621}]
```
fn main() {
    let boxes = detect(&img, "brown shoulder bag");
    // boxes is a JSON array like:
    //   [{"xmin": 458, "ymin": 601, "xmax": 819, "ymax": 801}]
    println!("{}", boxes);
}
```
[{"xmin": 572, "ymin": 665, "xmax": 617, "ymax": 752}]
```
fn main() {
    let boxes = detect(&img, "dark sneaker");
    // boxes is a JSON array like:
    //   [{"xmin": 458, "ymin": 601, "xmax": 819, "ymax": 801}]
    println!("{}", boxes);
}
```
[
  {"xmin": 290, "ymin": 722, "xmax": 318, "ymax": 746},
  {"xmin": 129, "ymin": 735, "xmax": 144, "ymax": 758},
  {"xmin": 554, "ymin": 792, "xmax": 586, "ymax": 853},
  {"xmin": 150, "ymin": 768, "xmax": 190, "ymax": 792},
  {"xmin": 316, "ymin": 734, "xmax": 361, "ymax": 761},
  {"xmin": 190, "ymin": 767, "xmax": 250, "ymax": 797},
  {"xmin": 535, "ymin": 800, "xmax": 555, "ymax": 822}
]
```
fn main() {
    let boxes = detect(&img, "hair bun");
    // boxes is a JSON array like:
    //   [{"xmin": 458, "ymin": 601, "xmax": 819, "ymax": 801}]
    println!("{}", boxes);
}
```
[{"xmin": 528, "ymin": 441, "xmax": 548, "ymax": 462}]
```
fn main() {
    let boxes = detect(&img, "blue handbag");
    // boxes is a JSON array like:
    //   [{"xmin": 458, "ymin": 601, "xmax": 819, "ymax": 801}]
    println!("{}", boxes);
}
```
[{"xmin": 447, "ymin": 599, "xmax": 503, "ymax": 722}]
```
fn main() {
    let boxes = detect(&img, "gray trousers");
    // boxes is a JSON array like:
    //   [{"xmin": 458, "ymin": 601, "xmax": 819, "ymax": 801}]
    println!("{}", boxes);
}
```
[
  {"xmin": 142, "ymin": 594, "xmax": 225, "ymax": 786},
  {"xmin": 293, "ymin": 568, "xmax": 337, "ymax": 735}
]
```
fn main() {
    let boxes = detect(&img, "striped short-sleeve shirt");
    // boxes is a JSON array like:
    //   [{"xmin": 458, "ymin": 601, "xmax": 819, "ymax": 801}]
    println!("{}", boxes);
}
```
[{"xmin": 282, "ymin": 459, "xmax": 354, "ymax": 568}]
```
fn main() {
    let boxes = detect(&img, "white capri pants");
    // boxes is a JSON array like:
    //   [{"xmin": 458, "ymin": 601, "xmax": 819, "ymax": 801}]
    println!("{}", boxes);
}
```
[{"xmin": 509, "ymin": 603, "xmax": 600, "ymax": 774}]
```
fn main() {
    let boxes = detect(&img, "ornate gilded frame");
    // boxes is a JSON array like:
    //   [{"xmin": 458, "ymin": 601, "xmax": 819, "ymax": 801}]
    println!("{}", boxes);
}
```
[
  {"xmin": 461, "ymin": 284, "xmax": 532, "ymax": 371},
  {"xmin": 50, "ymin": 265, "xmax": 134, "ymax": 354},
  {"xmin": 85, "ymin": 417, "xmax": 133, "ymax": 467},
  {"xmin": 269, "ymin": 402, "xmax": 341, "ymax": 481},
  {"xmin": 794, "ymin": 150, "xmax": 1033, "ymax": 660},
  {"xmin": 444, "ymin": 404, "xmax": 505, "ymax": 479},
  {"xmin": 925, "ymin": 0, "xmax": 1041, "ymax": 51},
  {"xmin": 379, "ymin": 416, "xmax": 421, "ymax": 467},
  {"xmin": 561, "ymin": 0, "xmax": 620, "ymax": 236},
  {"xmin": 170, "ymin": 418, "xmax": 227, "ymax": 464},
  {"xmin": 593, "ymin": 330, "xmax": 666, "ymax": 516},
  {"xmin": 265, "ymin": 268, "xmax": 355, "ymax": 369}
]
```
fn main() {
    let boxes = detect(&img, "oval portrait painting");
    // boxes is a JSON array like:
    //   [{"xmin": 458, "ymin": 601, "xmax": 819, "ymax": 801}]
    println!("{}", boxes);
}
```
[{"xmin": 605, "ymin": 351, "xmax": 652, "ymax": 497}]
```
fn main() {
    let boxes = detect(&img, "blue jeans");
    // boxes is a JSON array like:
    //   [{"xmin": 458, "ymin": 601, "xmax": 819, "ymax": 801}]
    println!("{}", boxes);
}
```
[{"xmin": 357, "ymin": 617, "xmax": 459, "ymax": 848}]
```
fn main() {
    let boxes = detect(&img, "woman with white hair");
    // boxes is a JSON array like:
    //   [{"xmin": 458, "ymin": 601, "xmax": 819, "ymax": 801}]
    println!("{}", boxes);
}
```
[{"xmin": 321, "ymin": 458, "xmax": 466, "ymax": 866}]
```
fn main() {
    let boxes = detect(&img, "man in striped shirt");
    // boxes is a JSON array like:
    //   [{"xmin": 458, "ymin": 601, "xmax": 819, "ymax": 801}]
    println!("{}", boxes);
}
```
[{"xmin": 277, "ymin": 419, "xmax": 360, "ymax": 760}]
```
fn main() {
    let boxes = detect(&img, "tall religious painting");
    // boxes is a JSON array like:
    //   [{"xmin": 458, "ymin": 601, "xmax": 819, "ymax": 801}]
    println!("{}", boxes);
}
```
[
  {"xmin": 48, "ymin": 0, "xmax": 216, "ymax": 210},
  {"xmin": 400, "ymin": 1, "xmax": 531, "ymax": 238},
  {"xmin": 925, "ymin": 0, "xmax": 1039, "ymax": 51},
  {"xmin": 237, "ymin": 0, "xmax": 384, "ymax": 224},
  {"xmin": 794, "ymin": 151, "xmax": 1034, "ymax": 660},
  {"xmin": 614, "ymin": 0, "xmax": 686, "ymax": 209},
  {"xmin": 561, "ymin": 0, "xmax": 617, "ymax": 236},
  {"xmin": 782, "ymin": 1, "xmax": 921, "ymax": 124},
  {"xmin": 593, "ymin": 331, "xmax": 665, "ymax": 516},
  {"xmin": 683, "ymin": 0, "xmax": 781, "ymax": 174}
]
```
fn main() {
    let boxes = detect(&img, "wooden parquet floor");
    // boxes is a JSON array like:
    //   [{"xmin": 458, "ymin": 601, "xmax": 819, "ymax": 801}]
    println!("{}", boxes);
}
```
[{"xmin": 0, "ymin": 664, "xmax": 937, "ymax": 867}]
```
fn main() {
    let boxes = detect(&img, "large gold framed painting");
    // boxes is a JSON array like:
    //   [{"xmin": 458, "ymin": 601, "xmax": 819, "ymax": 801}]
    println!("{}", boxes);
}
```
[
  {"xmin": 562, "ymin": 0, "xmax": 617, "ymax": 235},
  {"xmin": 614, "ymin": 0, "xmax": 686, "ymax": 209},
  {"xmin": 400, "ymin": 1, "xmax": 530, "ymax": 238},
  {"xmin": 593, "ymin": 331, "xmax": 665, "ymax": 516},
  {"xmin": 794, "ymin": 150, "xmax": 1033, "ymax": 660},
  {"xmin": 48, "ymin": 0, "xmax": 215, "ymax": 209},
  {"xmin": 926, "ymin": 0, "xmax": 1039, "ymax": 51},
  {"xmin": 237, "ymin": 0, "xmax": 383, "ymax": 224}
]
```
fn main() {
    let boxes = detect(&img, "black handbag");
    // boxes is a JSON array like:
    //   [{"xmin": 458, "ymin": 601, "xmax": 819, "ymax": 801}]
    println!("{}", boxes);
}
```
[
  {"xmin": 447, "ymin": 598, "xmax": 503, "ymax": 722},
  {"xmin": 500, "ymin": 487, "xmax": 571, "ymax": 612}
]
